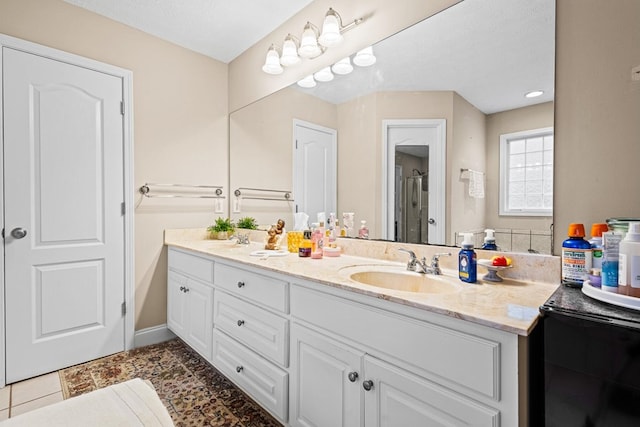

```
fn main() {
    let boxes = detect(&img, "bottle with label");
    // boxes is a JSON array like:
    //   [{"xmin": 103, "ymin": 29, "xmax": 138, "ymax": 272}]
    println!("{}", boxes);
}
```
[
  {"xmin": 458, "ymin": 233, "xmax": 477, "ymax": 283},
  {"xmin": 481, "ymin": 229, "xmax": 497, "ymax": 250},
  {"xmin": 601, "ymin": 231, "xmax": 623, "ymax": 292},
  {"xmin": 358, "ymin": 220, "xmax": 369, "ymax": 239},
  {"xmin": 298, "ymin": 230, "xmax": 312, "ymax": 257},
  {"xmin": 589, "ymin": 223, "xmax": 608, "ymax": 270},
  {"xmin": 562, "ymin": 223, "xmax": 592, "ymax": 288},
  {"xmin": 618, "ymin": 222, "xmax": 640, "ymax": 297}
]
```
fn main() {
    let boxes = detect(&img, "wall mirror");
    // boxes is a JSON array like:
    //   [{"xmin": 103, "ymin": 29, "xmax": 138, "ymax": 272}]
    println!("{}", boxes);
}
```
[{"xmin": 229, "ymin": 0, "xmax": 555, "ymax": 254}]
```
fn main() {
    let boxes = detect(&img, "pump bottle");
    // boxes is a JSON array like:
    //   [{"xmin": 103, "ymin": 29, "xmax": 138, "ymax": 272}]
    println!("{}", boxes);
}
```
[
  {"xmin": 482, "ymin": 229, "xmax": 497, "ymax": 250},
  {"xmin": 458, "ymin": 233, "xmax": 477, "ymax": 283},
  {"xmin": 618, "ymin": 222, "xmax": 640, "ymax": 297}
]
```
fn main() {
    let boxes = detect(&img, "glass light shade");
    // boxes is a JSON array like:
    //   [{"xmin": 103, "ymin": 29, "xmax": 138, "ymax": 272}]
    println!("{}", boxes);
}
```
[
  {"xmin": 313, "ymin": 67, "xmax": 334, "ymax": 82},
  {"xmin": 298, "ymin": 23, "xmax": 322, "ymax": 58},
  {"xmin": 297, "ymin": 75, "xmax": 316, "ymax": 88},
  {"xmin": 262, "ymin": 46, "xmax": 283, "ymax": 75},
  {"xmin": 318, "ymin": 12, "xmax": 343, "ymax": 47},
  {"xmin": 280, "ymin": 37, "xmax": 301, "ymax": 66},
  {"xmin": 331, "ymin": 57, "xmax": 353, "ymax": 75},
  {"xmin": 353, "ymin": 46, "xmax": 377, "ymax": 67}
]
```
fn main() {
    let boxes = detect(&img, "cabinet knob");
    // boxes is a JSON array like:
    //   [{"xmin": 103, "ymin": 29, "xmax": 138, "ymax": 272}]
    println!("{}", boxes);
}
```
[
  {"xmin": 362, "ymin": 380, "xmax": 374, "ymax": 391},
  {"xmin": 348, "ymin": 372, "xmax": 359, "ymax": 382},
  {"xmin": 236, "ymin": 365, "xmax": 243, "ymax": 373},
  {"xmin": 184, "ymin": 287, "xmax": 189, "ymax": 293},
  {"xmin": 237, "ymin": 320, "xmax": 245, "ymax": 327},
  {"xmin": 179, "ymin": 286, "xmax": 184, "ymax": 292},
  {"xmin": 237, "ymin": 281, "xmax": 245, "ymax": 288}
]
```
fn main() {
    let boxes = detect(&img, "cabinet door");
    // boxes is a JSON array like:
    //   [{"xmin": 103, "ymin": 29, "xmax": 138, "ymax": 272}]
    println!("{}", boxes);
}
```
[
  {"xmin": 167, "ymin": 271, "xmax": 188, "ymax": 338},
  {"xmin": 290, "ymin": 324, "xmax": 362, "ymax": 427},
  {"xmin": 363, "ymin": 356, "xmax": 499, "ymax": 427},
  {"xmin": 184, "ymin": 278, "xmax": 214, "ymax": 360}
]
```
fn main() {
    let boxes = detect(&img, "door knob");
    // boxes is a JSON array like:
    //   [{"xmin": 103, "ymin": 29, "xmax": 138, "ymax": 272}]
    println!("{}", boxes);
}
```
[
  {"xmin": 362, "ymin": 380, "xmax": 374, "ymax": 391},
  {"xmin": 11, "ymin": 228, "xmax": 27, "ymax": 239},
  {"xmin": 428, "ymin": 218, "xmax": 436, "ymax": 225}
]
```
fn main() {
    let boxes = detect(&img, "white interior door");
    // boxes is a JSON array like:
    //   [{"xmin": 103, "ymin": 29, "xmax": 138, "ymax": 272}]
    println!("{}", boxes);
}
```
[
  {"xmin": 382, "ymin": 120, "xmax": 446, "ymax": 245},
  {"xmin": 3, "ymin": 47, "xmax": 126, "ymax": 383},
  {"xmin": 293, "ymin": 120, "xmax": 337, "ymax": 224}
]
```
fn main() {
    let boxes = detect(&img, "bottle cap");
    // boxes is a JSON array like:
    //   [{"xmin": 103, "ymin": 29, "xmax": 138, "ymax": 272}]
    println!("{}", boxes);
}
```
[
  {"xmin": 460, "ymin": 232, "xmax": 474, "ymax": 249},
  {"xmin": 590, "ymin": 223, "xmax": 608, "ymax": 238},
  {"xmin": 624, "ymin": 222, "xmax": 640, "ymax": 242},
  {"xmin": 484, "ymin": 229, "xmax": 495, "ymax": 243},
  {"xmin": 567, "ymin": 223, "xmax": 586, "ymax": 238}
]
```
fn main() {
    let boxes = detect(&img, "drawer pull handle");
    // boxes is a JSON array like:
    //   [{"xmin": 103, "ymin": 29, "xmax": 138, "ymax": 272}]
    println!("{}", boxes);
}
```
[
  {"xmin": 236, "ymin": 365, "xmax": 243, "ymax": 373},
  {"xmin": 348, "ymin": 372, "xmax": 359, "ymax": 382},
  {"xmin": 237, "ymin": 320, "xmax": 245, "ymax": 327},
  {"xmin": 237, "ymin": 281, "xmax": 245, "ymax": 288},
  {"xmin": 179, "ymin": 286, "xmax": 185, "ymax": 292},
  {"xmin": 179, "ymin": 286, "xmax": 189, "ymax": 293},
  {"xmin": 362, "ymin": 380, "xmax": 374, "ymax": 391}
]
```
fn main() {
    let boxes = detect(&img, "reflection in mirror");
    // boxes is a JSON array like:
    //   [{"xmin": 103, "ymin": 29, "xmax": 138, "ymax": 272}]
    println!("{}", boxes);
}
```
[{"xmin": 229, "ymin": 0, "xmax": 555, "ymax": 254}]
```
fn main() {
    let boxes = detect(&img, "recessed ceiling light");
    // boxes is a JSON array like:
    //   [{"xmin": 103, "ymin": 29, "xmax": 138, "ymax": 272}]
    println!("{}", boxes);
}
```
[{"xmin": 525, "ymin": 90, "xmax": 544, "ymax": 98}]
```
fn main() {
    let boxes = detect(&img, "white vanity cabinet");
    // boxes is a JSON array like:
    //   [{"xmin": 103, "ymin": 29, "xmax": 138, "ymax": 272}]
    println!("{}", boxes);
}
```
[
  {"xmin": 167, "ymin": 248, "xmax": 214, "ymax": 360},
  {"xmin": 211, "ymin": 261, "xmax": 290, "ymax": 422}
]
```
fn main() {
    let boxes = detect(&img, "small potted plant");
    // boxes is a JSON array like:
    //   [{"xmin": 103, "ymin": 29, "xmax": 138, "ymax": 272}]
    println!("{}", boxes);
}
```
[
  {"xmin": 236, "ymin": 216, "xmax": 258, "ymax": 230},
  {"xmin": 207, "ymin": 217, "xmax": 235, "ymax": 240}
]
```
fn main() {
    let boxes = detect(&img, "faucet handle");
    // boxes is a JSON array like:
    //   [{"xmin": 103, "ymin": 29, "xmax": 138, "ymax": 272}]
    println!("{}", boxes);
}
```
[
  {"xmin": 398, "ymin": 248, "xmax": 418, "ymax": 271},
  {"xmin": 431, "ymin": 252, "xmax": 452, "ymax": 266},
  {"xmin": 398, "ymin": 248, "xmax": 417, "ymax": 258}
]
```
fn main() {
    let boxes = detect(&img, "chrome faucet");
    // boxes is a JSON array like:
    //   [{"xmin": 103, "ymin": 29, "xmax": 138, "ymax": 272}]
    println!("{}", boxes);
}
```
[
  {"xmin": 229, "ymin": 233, "xmax": 250, "ymax": 245},
  {"xmin": 398, "ymin": 249, "xmax": 451, "ymax": 275}
]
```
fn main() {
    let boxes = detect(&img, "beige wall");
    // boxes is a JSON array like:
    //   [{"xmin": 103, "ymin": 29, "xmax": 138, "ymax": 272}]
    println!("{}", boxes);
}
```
[
  {"xmin": 228, "ymin": 0, "xmax": 462, "ymax": 112},
  {"xmin": 0, "ymin": 0, "xmax": 229, "ymax": 331},
  {"xmin": 450, "ymin": 93, "xmax": 487, "ymax": 243},
  {"xmin": 554, "ymin": 0, "xmax": 640, "ymax": 253},
  {"xmin": 485, "ymin": 102, "xmax": 554, "ymax": 233},
  {"xmin": 229, "ymin": 87, "xmax": 338, "ymax": 227}
]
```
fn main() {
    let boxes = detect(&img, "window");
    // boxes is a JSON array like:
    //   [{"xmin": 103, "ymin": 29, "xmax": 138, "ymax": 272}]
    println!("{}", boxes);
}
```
[{"xmin": 499, "ymin": 127, "xmax": 553, "ymax": 216}]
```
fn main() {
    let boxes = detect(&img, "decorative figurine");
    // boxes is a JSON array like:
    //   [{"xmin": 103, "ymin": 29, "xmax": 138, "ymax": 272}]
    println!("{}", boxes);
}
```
[{"xmin": 265, "ymin": 226, "xmax": 279, "ymax": 250}]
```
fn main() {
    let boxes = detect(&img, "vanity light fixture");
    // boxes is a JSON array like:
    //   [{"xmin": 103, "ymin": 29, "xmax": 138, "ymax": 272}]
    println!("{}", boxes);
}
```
[
  {"xmin": 353, "ymin": 46, "xmax": 376, "ymax": 67},
  {"xmin": 298, "ymin": 22, "xmax": 323, "ymax": 59},
  {"xmin": 262, "ymin": 7, "xmax": 365, "ymax": 74},
  {"xmin": 331, "ymin": 57, "xmax": 353, "ymax": 75},
  {"xmin": 297, "ymin": 74, "xmax": 317, "ymax": 88},
  {"xmin": 261, "ymin": 44, "xmax": 283, "ymax": 75},
  {"xmin": 280, "ymin": 34, "xmax": 301, "ymax": 66},
  {"xmin": 313, "ymin": 66, "xmax": 334, "ymax": 82},
  {"xmin": 525, "ymin": 90, "xmax": 544, "ymax": 98}
]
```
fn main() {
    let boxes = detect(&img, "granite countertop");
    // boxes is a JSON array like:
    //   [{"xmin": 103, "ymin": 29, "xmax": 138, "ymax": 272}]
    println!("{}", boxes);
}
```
[{"xmin": 165, "ymin": 229, "xmax": 560, "ymax": 336}]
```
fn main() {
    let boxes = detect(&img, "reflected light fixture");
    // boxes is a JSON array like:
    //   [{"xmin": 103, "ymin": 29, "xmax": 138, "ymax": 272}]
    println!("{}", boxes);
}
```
[
  {"xmin": 525, "ymin": 90, "xmax": 544, "ymax": 98},
  {"xmin": 297, "ymin": 75, "xmax": 317, "ymax": 88},
  {"xmin": 298, "ymin": 22, "xmax": 323, "ymax": 59},
  {"xmin": 314, "ymin": 66, "xmax": 334, "ymax": 82},
  {"xmin": 353, "ymin": 46, "xmax": 376, "ymax": 67},
  {"xmin": 331, "ymin": 57, "xmax": 353, "ymax": 75},
  {"xmin": 262, "ymin": 44, "xmax": 283, "ymax": 75},
  {"xmin": 280, "ymin": 34, "xmax": 301, "ymax": 66}
]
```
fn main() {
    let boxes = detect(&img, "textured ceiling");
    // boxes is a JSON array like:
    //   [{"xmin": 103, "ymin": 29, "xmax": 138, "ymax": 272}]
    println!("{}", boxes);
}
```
[{"xmin": 62, "ymin": 0, "xmax": 314, "ymax": 63}]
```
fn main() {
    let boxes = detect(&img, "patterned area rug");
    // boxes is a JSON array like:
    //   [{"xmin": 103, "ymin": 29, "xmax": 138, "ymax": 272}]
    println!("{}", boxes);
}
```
[{"xmin": 59, "ymin": 338, "xmax": 282, "ymax": 427}]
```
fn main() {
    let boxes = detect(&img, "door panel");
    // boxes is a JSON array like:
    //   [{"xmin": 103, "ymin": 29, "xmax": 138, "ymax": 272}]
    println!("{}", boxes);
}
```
[
  {"xmin": 293, "ymin": 120, "xmax": 337, "ymax": 223},
  {"xmin": 3, "ymin": 47, "xmax": 125, "ymax": 382}
]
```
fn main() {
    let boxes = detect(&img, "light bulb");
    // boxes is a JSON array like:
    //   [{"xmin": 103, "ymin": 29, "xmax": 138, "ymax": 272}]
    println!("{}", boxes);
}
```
[
  {"xmin": 353, "ymin": 46, "xmax": 376, "ymax": 67},
  {"xmin": 318, "ymin": 9, "xmax": 343, "ymax": 47},
  {"xmin": 297, "ymin": 75, "xmax": 317, "ymax": 88},
  {"xmin": 262, "ymin": 45, "xmax": 283, "ymax": 75},
  {"xmin": 280, "ymin": 36, "xmax": 300, "ymax": 66},
  {"xmin": 314, "ymin": 67, "xmax": 334, "ymax": 82},
  {"xmin": 332, "ymin": 57, "xmax": 353, "ymax": 75},
  {"xmin": 298, "ymin": 22, "xmax": 322, "ymax": 58}
]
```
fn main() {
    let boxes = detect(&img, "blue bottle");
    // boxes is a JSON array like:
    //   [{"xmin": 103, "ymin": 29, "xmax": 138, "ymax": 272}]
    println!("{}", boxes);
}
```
[
  {"xmin": 561, "ymin": 223, "xmax": 592, "ymax": 288},
  {"xmin": 459, "ymin": 233, "xmax": 477, "ymax": 283},
  {"xmin": 482, "ymin": 229, "xmax": 498, "ymax": 250}
]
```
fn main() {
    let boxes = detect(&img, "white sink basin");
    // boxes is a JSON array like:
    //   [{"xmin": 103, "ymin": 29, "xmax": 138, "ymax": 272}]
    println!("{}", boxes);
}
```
[{"xmin": 341, "ymin": 265, "xmax": 463, "ymax": 294}]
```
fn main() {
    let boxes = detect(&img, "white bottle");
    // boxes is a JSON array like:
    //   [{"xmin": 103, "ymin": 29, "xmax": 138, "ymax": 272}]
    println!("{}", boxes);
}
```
[
  {"xmin": 618, "ymin": 222, "xmax": 640, "ymax": 297},
  {"xmin": 358, "ymin": 220, "xmax": 369, "ymax": 239}
]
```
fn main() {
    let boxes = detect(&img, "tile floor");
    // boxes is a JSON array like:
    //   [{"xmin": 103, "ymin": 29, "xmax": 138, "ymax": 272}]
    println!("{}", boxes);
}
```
[{"xmin": 0, "ymin": 372, "xmax": 63, "ymax": 420}]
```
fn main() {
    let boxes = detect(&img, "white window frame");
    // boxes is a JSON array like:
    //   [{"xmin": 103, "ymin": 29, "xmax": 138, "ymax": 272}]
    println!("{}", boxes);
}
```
[{"xmin": 499, "ymin": 127, "xmax": 553, "ymax": 217}]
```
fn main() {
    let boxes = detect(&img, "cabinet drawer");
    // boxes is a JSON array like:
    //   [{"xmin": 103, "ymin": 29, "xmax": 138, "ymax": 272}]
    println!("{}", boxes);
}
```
[
  {"xmin": 291, "ymin": 285, "xmax": 501, "ymax": 401},
  {"xmin": 168, "ymin": 248, "xmax": 214, "ymax": 284},
  {"xmin": 212, "ymin": 329, "xmax": 288, "ymax": 422},
  {"xmin": 216, "ymin": 263, "xmax": 288, "ymax": 313},
  {"xmin": 214, "ymin": 291, "xmax": 289, "ymax": 366}
]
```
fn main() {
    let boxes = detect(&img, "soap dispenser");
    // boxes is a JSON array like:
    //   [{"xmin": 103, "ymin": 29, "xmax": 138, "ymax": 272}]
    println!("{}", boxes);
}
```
[
  {"xmin": 482, "ymin": 229, "xmax": 497, "ymax": 250},
  {"xmin": 459, "ymin": 233, "xmax": 477, "ymax": 283}
]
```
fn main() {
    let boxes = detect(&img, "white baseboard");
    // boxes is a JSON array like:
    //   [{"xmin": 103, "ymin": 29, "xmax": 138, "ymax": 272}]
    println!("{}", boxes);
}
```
[{"xmin": 133, "ymin": 324, "xmax": 176, "ymax": 348}]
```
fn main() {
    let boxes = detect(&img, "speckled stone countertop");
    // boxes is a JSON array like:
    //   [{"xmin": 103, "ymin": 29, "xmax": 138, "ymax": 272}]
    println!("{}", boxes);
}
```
[
  {"xmin": 542, "ymin": 285, "xmax": 640, "ymax": 324},
  {"xmin": 165, "ymin": 229, "xmax": 561, "ymax": 336}
]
